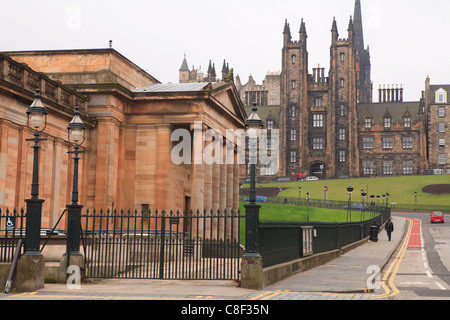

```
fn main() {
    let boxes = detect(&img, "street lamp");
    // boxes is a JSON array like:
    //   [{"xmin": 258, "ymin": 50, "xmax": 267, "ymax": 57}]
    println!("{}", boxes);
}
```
[
  {"xmin": 306, "ymin": 192, "xmax": 310, "ymax": 222},
  {"xmin": 347, "ymin": 186, "xmax": 353, "ymax": 222},
  {"xmin": 361, "ymin": 190, "xmax": 367, "ymax": 221},
  {"xmin": 244, "ymin": 103, "xmax": 263, "ymax": 258},
  {"xmin": 24, "ymin": 89, "xmax": 48, "ymax": 255},
  {"xmin": 66, "ymin": 106, "xmax": 86, "ymax": 259},
  {"xmin": 370, "ymin": 194, "xmax": 375, "ymax": 218}
]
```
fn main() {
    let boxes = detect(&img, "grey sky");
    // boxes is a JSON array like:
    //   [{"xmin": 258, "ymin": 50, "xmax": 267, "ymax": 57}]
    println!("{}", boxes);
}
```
[{"xmin": 1, "ymin": 0, "xmax": 449, "ymax": 102}]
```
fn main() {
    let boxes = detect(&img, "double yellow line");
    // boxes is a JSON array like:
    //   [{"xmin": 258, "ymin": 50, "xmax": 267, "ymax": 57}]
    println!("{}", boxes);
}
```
[{"xmin": 373, "ymin": 219, "xmax": 413, "ymax": 299}]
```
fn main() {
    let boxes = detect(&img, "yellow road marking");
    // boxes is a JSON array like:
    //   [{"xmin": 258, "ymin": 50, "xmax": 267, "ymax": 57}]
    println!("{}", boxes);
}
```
[{"xmin": 374, "ymin": 219, "xmax": 413, "ymax": 299}]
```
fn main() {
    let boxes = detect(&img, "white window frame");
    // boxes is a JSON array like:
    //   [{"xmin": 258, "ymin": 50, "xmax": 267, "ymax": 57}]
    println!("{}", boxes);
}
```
[
  {"xmin": 435, "ymin": 88, "xmax": 447, "ymax": 103},
  {"xmin": 313, "ymin": 113, "xmax": 324, "ymax": 128}
]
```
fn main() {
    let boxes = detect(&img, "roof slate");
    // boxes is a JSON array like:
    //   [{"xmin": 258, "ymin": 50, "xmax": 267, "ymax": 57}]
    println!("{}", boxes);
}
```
[{"xmin": 357, "ymin": 101, "xmax": 421, "ymax": 125}]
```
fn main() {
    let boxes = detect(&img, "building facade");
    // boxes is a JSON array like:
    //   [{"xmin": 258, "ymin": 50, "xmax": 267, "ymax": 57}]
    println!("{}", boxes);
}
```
[
  {"xmin": 279, "ymin": 14, "xmax": 364, "ymax": 179},
  {"xmin": 425, "ymin": 77, "xmax": 450, "ymax": 173},
  {"xmin": 1, "ymin": 49, "xmax": 245, "ymax": 231},
  {"xmin": 357, "ymin": 86, "xmax": 428, "ymax": 177}
]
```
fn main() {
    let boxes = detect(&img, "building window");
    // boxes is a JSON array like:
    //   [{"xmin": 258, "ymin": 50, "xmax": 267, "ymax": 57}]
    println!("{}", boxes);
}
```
[
  {"xmin": 363, "ymin": 161, "xmax": 373, "ymax": 175},
  {"xmin": 291, "ymin": 106, "xmax": 296, "ymax": 118},
  {"xmin": 340, "ymin": 53, "xmax": 345, "ymax": 62},
  {"xmin": 264, "ymin": 161, "xmax": 276, "ymax": 176},
  {"xmin": 313, "ymin": 113, "xmax": 324, "ymax": 127},
  {"xmin": 292, "ymin": 55, "xmax": 296, "ymax": 64},
  {"xmin": 435, "ymin": 88, "xmax": 447, "ymax": 103},
  {"xmin": 438, "ymin": 106, "xmax": 446, "ymax": 118},
  {"xmin": 363, "ymin": 137, "xmax": 373, "ymax": 149},
  {"xmin": 339, "ymin": 150, "xmax": 346, "ymax": 163},
  {"xmin": 340, "ymin": 79, "xmax": 345, "ymax": 88},
  {"xmin": 290, "ymin": 130, "xmax": 297, "ymax": 141},
  {"xmin": 438, "ymin": 153, "xmax": 446, "ymax": 165},
  {"xmin": 364, "ymin": 118, "xmax": 372, "ymax": 129},
  {"xmin": 292, "ymin": 80, "xmax": 296, "ymax": 89},
  {"xmin": 402, "ymin": 137, "xmax": 413, "ymax": 149},
  {"xmin": 313, "ymin": 137, "xmax": 324, "ymax": 150},
  {"xmin": 290, "ymin": 151, "xmax": 297, "ymax": 163},
  {"xmin": 340, "ymin": 105, "xmax": 345, "ymax": 116},
  {"xmin": 267, "ymin": 120, "xmax": 274, "ymax": 130},
  {"xmin": 384, "ymin": 117, "xmax": 392, "ymax": 129},
  {"xmin": 438, "ymin": 122, "xmax": 446, "ymax": 133},
  {"xmin": 403, "ymin": 117, "xmax": 411, "ymax": 128},
  {"xmin": 339, "ymin": 128, "xmax": 346, "ymax": 140},
  {"xmin": 403, "ymin": 161, "xmax": 413, "ymax": 175},
  {"xmin": 315, "ymin": 98, "xmax": 323, "ymax": 107},
  {"xmin": 383, "ymin": 161, "xmax": 393, "ymax": 175},
  {"xmin": 382, "ymin": 137, "xmax": 393, "ymax": 149},
  {"xmin": 439, "ymin": 139, "xmax": 446, "ymax": 148}
]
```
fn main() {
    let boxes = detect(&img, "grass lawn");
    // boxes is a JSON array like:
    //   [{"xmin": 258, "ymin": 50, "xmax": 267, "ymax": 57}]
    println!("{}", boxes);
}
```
[
  {"xmin": 238, "ymin": 202, "xmax": 361, "ymax": 223},
  {"xmin": 238, "ymin": 202, "xmax": 372, "ymax": 243},
  {"xmin": 256, "ymin": 175, "xmax": 450, "ymax": 207}
]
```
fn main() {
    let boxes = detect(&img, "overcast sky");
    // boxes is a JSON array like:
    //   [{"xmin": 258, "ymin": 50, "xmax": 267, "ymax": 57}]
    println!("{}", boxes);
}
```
[{"xmin": 1, "ymin": 0, "xmax": 449, "ymax": 102}]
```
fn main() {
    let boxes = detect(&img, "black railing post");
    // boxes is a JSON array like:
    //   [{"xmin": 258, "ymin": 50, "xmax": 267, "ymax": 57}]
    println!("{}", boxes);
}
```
[{"xmin": 159, "ymin": 210, "xmax": 166, "ymax": 279}]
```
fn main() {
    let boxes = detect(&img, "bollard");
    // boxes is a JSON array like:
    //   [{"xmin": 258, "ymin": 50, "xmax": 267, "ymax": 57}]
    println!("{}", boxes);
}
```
[{"xmin": 370, "ymin": 225, "xmax": 379, "ymax": 242}]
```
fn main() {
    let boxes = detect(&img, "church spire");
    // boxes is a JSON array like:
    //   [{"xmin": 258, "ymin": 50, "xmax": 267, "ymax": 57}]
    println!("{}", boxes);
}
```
[{"xmin": 353, "ymin": 0, "xmax": 365, "ymax": 52}]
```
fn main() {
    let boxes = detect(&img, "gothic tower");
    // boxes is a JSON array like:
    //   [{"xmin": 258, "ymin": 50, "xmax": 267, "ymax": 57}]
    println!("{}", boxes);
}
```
[{"xmin": 280, "ymin": 0, "xmax": 368, "ymax": 179}]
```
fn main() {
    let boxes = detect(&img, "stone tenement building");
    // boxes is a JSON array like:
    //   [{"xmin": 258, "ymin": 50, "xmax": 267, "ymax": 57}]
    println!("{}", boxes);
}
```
[
  {"xmin": 0, "ymin": 49, "xmax": 245, "ymax": 231},
  {"xmin": 235, "ymin": 72, "xmax": 281, "ymax": 107},
  {"xmin": 425, "ymin": 77, "xmax": 450, "ymax": 173}
]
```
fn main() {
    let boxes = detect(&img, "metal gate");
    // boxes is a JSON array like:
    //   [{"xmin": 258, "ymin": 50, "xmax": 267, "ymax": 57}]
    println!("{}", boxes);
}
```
[{"xmin": 80, "ymin": 208, "xmax": 243, "ymax": 280}]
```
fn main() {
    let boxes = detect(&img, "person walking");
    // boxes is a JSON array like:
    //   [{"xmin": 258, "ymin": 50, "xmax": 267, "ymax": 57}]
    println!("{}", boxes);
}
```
[{"xmin": 385, "ymin": 217, "xmax": 394, "ymax": 241}]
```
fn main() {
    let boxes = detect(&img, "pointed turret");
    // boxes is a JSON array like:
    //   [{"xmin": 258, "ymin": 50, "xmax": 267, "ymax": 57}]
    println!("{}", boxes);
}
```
[
  {"xmin": 179, "ymin": 53, "xmax": 191, "ymax": 83},
  {"xmin": 179, "ymin": 53, "xmax": 190, "ymax": 72},
  {"xmin": 283, "ymin": 19, "xmax": 292, "ymax": 43},
  {"xmin": 348, "ymin": 15, "xmax": 354, "ymax": 42},
  {"xmin": 331, "ymin": 17, "xmax": 339, "ymax": 42},
  {"xmin": 299, "ymin": 18, "xmax": 307, "ymax": 42}
]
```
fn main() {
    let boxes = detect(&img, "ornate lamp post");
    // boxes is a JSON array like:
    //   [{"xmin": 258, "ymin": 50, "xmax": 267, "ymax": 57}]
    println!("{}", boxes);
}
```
[
  {"xmin": 24, "ymin": 89, "xmax": 48, "ymax": 255},
  {"xmin": 347, "ymin": 186, "xmax": 353, "ymax": 222},
  {"xmin": 361, "ymin": 190, "xmax": 367, "ymax": 220},
  {"xmin": 66, "ymin": 106, "xmax": 86, "ymax": 259},
  {"xmin": 243, "ymin": 103, "xmax": 263, "ymax": 258},
  {"xmin": 306, "ymin": 192, "xmax": 310, "ymax": 222},
  {"xmin": 370, "ymin": 194, "xmax": 375, "ymax": 218}
]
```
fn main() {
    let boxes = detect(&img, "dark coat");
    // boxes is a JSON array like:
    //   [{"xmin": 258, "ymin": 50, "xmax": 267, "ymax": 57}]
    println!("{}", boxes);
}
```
[{"xmin": 385, "ymin": 220, "xmax": 394, "ymax": 233}]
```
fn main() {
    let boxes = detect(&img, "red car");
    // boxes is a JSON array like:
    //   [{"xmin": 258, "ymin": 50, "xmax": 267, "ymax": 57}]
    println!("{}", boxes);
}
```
[{"xmin": 431, "ymin": 211, "xmax": 444, "ymax": 223}]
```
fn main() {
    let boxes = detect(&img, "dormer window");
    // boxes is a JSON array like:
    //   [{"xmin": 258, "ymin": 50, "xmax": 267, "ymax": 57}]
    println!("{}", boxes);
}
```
[
  {"xmin": 435, "ymin": 88, "xmax": 447, "ymax": 103},
  {"xmin": 384, "ymin": 117, "xmax": 392, "ymax": 129},
  {"xmin": 364, "ymin": 117, "xmax": 372, "ymax": 129},
  {"xmin": 403, "ymin": 117, "xmax": 411, "ymax": 128}
]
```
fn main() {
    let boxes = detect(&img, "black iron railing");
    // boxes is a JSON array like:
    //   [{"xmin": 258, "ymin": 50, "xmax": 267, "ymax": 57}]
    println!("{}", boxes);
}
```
[
  {"xmin": 0, "ymin": 208, "xmax": 26, "ymax": 263},
  {"xmin": 80, "ymin": 208, "xmax": 243, "ymax": 280},
  {"xmin": 259, "ymin": 207, "xmax": 391, "ymax": 268}
]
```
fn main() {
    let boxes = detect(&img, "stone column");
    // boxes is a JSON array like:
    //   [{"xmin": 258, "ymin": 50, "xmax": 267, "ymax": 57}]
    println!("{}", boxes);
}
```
[
  {"xmin": 190, "ymin": 122, "xmax": 205, "ymax": 237},
  {"xmin": 155, "ymin": 124, "xmax": 172, "ymax": 211},
  {"xmin": 219, "ymin": 142, "xmax": 227, "ymax": 211}
]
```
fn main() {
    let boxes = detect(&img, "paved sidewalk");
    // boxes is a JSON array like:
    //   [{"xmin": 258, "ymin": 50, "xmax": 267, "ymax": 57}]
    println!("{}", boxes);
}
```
[
  {"xmin": 0, "ymin": 217, "xmax": 407, "ymax": 300},
  {"xmin": 264, "ymin": 216, "xmax": 406, "ymax": 295}
]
